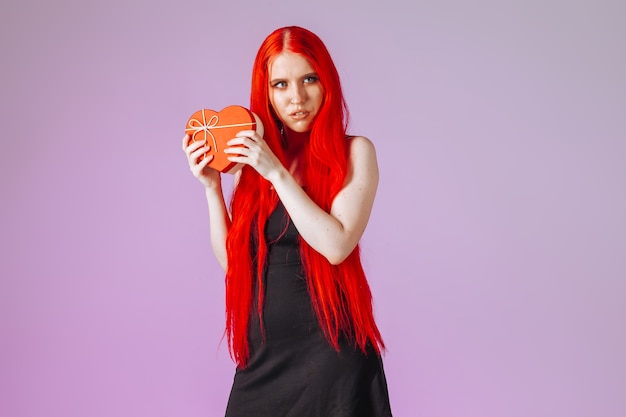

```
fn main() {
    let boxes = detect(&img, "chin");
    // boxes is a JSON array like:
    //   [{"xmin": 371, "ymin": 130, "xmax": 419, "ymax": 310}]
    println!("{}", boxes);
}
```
[{"xmin": 284, "ymin": 121, "xmax": 314, "ymax": 133}]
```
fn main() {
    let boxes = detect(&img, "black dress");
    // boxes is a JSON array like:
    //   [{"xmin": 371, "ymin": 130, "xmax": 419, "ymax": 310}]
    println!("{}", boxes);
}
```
[{"xmin": 225, "ymin": 201, "xmax": 392, "ymax": 417}]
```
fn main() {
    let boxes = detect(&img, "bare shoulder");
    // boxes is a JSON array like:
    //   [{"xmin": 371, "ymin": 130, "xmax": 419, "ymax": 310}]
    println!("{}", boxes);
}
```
[
  {"xmin": 344, "ymin": 136, "xmax": 379, "ymax": 191},
  {"xmin": 347, "ymin": 136, "xmax": 378, "ymax": 169},
  {"xmin": 348, "ymin": 135, "xmax": 376, "ymax": 154}
]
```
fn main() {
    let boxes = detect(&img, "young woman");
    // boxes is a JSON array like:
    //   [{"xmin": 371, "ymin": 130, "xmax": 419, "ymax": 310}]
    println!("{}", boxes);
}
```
[{"xmin": 183, "ymin": 26, "xmax": 392, "ymax": 417}]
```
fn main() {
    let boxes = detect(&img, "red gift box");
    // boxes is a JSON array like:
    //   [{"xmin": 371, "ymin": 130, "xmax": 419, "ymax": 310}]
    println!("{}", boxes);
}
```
[{"xmin": 185, "ymin": 105, "xmax": 264, "ymax": 174}]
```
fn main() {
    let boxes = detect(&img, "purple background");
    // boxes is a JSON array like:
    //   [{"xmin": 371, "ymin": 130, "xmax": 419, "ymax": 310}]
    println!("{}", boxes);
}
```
[{"xmin": 2, "ymin": 1, "xmax": 625, "ymax": 416}]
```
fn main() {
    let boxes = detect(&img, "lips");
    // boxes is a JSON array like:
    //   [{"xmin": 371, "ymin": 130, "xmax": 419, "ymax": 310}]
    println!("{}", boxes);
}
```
[{"xmin": 290, "ymin": 110, "xmax": 309, "ymax": 120}]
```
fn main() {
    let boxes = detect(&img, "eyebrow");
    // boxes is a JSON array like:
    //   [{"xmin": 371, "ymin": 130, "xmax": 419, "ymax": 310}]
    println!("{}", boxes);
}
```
[{"xmin": 269, "ymin": 72, "xmax": 319, "ymax": 84}]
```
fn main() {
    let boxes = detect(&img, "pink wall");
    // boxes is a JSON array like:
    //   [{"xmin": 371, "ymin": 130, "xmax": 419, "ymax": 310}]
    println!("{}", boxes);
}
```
[{"xmin": 2, "ymin": 1, "xmax": 625, "ymax": 416}]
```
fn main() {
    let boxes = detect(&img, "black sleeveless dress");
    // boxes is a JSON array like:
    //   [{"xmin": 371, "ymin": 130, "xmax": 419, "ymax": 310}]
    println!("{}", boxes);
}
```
[{"xmin": 225, "ymin": 201, "xmax": 393, "ymax": 417}]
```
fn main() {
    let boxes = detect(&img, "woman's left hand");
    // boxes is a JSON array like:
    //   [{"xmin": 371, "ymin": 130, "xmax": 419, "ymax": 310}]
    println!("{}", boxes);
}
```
[{"xmin": 224, "ymin": 130, "xmax": 286, "ymax": 181}]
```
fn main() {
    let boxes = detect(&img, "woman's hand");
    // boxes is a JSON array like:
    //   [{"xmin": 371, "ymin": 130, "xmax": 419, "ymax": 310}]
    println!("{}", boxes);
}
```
[
  {"xmin": 224, "ymin": 130, "xmax": 287, "ymax": 182},
  {"xmin": 182, "ymin": 134, "xmax": 221, "ymax": 189}
]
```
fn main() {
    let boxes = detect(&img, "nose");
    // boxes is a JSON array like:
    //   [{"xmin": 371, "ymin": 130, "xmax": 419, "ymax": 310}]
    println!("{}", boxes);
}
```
[{"xmin": 290, "ymin": 84, "xmax": 306, "ymax": 104}]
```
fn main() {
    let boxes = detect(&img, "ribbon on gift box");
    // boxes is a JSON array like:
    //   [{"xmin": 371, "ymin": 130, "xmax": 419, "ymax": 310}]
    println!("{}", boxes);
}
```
[{"xmin": 185, "ymin": 109, "xmax": 256, "ymax": 152}]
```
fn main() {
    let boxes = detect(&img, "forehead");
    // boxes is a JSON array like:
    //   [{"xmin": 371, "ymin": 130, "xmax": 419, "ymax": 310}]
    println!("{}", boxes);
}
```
[{"xmin": 268, "ymin": 52, "xmax": 316, "ymax": 79}]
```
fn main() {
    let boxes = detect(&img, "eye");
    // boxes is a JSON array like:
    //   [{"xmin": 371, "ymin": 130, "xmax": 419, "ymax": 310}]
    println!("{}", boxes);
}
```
[
  {"xmin": 304, "ymin": 75, "xmax": 319, "ymax": 84},
  {"xmin": 272, "ymin": 81, "xmax": 287, "ymax": 88}
]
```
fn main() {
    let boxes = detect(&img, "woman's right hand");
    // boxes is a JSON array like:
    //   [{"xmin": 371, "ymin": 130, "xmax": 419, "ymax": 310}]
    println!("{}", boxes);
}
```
[{"xmin": 182, "ymin": 134, "xmax": 221, "ymax": 189}]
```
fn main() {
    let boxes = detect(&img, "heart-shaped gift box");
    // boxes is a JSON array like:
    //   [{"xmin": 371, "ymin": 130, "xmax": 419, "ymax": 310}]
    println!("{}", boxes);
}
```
[{"xmin": 185, "ymin": 105, "xmax": 264, "ymax": 174}]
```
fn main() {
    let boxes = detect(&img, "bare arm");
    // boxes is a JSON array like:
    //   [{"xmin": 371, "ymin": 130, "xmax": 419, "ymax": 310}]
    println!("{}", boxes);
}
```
[
  {"xmin": 226, "ymin": 134, "xmax": 378, "ymax": 265},
  {"xmin": 182, "ymin": 135, "xmax": 231, "ymax": 271},
  {"xmin": 204, "ymin": 184, "xmax": 231, "ymax": 271}
]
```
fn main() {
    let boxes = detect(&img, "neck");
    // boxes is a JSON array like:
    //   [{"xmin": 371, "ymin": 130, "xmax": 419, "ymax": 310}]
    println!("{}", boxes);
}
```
[
  {"xmin": 281, "ymin": 127, "xmax": 309, "ymax": 184},
  {"xmin": 283, "ymin": 127, "xmax": 310, "ymax": 160}
]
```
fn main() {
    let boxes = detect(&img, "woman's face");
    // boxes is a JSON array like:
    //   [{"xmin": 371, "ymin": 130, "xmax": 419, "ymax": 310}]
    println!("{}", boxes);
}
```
[{"xmin": 268, "ymin": 52, "xmax": 323, "ymax": 133}]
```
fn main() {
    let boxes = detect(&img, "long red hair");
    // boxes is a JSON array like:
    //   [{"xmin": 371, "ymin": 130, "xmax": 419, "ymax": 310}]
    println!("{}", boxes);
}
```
[{"xmin": 225, "ymin": 26, "xmax": 384, "ymax": 368}]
